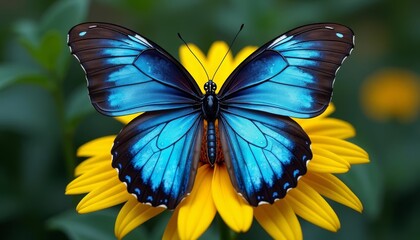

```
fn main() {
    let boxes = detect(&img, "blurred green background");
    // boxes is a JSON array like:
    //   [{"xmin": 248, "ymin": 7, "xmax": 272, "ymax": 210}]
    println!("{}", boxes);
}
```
[{"xmin": 1, "ymin": 0, "xmax": 419, "ymax": 239}]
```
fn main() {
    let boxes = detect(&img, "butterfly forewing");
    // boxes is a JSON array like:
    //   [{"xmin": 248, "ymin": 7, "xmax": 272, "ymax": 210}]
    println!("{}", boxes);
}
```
[
  {"xmin": 68, "ymin": 22, "xmax": 202, "ymax": 117},
  {"xmin": 218, "ymin": 23, "xmax": 354, "ymax": 118}
]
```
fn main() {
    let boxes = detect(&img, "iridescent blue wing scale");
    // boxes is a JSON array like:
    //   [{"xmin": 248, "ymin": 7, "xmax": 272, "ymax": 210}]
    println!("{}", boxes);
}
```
[
  {"xmin": 218, "ymin": 23, "xmax": 354, "ymax": 118},
  {"xmin": 218, "ymin": 23, "xmax": 354, "ymax": 206},
  {"xmin": 68, "ymin": 22, "xmax": 202, "ymax": 116},
  {"xmin": 219, "ymin": 107, "xmax": 312, "ymax": 206},
  {"xmin": 112, "ymin": 107, "xmax": 203, "ymax": 209}
]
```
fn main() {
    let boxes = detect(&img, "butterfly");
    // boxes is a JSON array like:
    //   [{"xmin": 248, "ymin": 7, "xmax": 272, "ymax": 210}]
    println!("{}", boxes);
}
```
[{"xmin": 68, "ymin": 22, "xmax": 354, "ymax": 209}]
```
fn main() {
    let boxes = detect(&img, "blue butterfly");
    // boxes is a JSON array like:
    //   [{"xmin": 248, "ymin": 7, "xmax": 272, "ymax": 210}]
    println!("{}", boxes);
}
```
[{"xmin": 68, "ymin": 23, "xmax": 354, "ymax": 209}]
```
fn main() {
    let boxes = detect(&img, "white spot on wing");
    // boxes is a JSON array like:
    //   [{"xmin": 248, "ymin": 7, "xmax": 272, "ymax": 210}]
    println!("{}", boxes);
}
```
[
  {"xmin": 72, "ymin": 54, "xmax": 80, "ymax": 63},
  {"xmin": 341, "ymin": 56, "xmax": 348, "ymax": 64},
  {"xmin": 88, "ymin": 25, "xmax": 97, "ymax": 29},
  {"xmin": 134, "ymin": 34, "xmax": 152, "ymax": 47},
  {"xmin": 268, "ymin": 34, "xmax": 287, "ymax": 48},
  {"xmin": 156, "ymin": 204, "xmax": 168, "ymax": 209},
  {"xmin": 258, "ymin": 201, "xmax": 269, "ymax": 206},
  {"xmin": 325, "ymin": 26, "xmax": 334, "ymax": 30}
]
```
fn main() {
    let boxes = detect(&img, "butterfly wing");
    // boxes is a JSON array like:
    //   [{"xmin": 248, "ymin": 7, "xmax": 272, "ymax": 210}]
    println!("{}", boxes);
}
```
[
  {"xmin": 68, "ymin": 22, "xmax": 203, "ymax": 116},
  {"xmin": 218, "ymin": 107, "xmax": 312, "ymax": 206},
  {"xmin": 69, "ymin": 23, "xmax": 205, "ymax": 209},
  {"xmin": 218, "ymin": 23, "xmax": 354, "ymax": 118},
  {"xmin": 217, "ymin": 23, "xmax": 353, "ymax": 206},
  {"xmin": 112, "ymin": 107, "xmax": 203, "ymax": 209}
]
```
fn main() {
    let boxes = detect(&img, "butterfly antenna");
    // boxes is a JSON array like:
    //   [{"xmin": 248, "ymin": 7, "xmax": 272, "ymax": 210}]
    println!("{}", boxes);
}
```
[
  {"xmin": 177, "ymin": 33, "xmax": 210, "ymax": 81},
  {"xmin": 211, "ymin": 24, "xmax": 244, "ymax": 81}
]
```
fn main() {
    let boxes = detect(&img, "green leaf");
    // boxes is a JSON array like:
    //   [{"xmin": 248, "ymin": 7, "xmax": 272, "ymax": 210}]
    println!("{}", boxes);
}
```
[
  {"xmin": 339, "ymin": 162, "xmax": 384, "ymax": 220},
  {"xmin": 65, "ymin": 85, "xmax": 94, "ymax": 127},
  {"xmin": 0, "ymin": 194, "xmax": 21, "ymax": 222},
  {"xmin": 40, "ymin": 0, "xmax": 89, "ymax": 36},
  {"xmin": 0, "ymin": 64, "xmax": 51, "ymax": 90},
  {"xmin": 47, "ymin": 209, "xmax": 118, "ymax": 240},
  {"xmin": 18, "ymin": 29, "xmax": 63, "ymax": 70},
  {"xmin": 14, "ymin": 20, "xmax": 39, "ymax": 46},
  {"xmin": 14, "ymin": 0, "xmax": 89, "ymax": 77},
  {"xmin": 42, "ymin": 30, "xmax": 64, "ymax": 71},
  {"xmin": 47, "ymin": 209, "xmax": 151, "ymax": 240}
]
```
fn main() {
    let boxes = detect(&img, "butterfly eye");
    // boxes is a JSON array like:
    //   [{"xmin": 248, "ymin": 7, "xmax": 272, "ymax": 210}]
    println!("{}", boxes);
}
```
[
  {"xmin": 204, "ymin": 82, "xmax": 209, "ymax": 91},
  {"xmin": 212, "ymin": 82, "xmax": 217, "ymax": 91}
]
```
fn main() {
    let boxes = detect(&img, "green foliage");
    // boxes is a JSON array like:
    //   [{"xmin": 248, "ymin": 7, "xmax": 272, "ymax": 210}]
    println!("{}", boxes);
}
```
[
  {"xmin": 0, "ymin": 64, "xmax": 49, "ymax": 89},
  {"xmin": 1, "ymin": 0, "xmax": 420, "ymax": 239},
  {"xmin": 47, "ymin": 210, "xmax": 123, "ymax": 240}
]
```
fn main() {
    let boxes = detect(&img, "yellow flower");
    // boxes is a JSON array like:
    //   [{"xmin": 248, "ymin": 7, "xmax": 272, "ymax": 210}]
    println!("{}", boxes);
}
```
[
  {"xmin": 66, "ymin": 42, "xmax": 369, "ymax": 239},
  {"xmin": 361, "ymin": 68, "xmax": 420, "ymax": 122}
]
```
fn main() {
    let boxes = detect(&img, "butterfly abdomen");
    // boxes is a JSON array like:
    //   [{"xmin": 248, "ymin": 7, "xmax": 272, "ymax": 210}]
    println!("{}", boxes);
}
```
[{"xmin": 207, "ymin": 121, "xmax": 217, "ymax": 165}]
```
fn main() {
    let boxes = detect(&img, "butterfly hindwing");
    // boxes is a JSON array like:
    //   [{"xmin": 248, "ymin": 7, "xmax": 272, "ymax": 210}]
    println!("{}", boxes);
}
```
[
  {"xmin": 111, "ymin": 107, "xmax": 203, "ymax": 209},
  {"xmin": 218, "ymin": 23, "xmax": 354, "ymax": 118},
  {"xmin": 68, "ymin": 22, "xmax": 202, "ymax": 116},
  {"xmin": 219, "ymin": 107, "xmax": 312, "ymax": 206}
]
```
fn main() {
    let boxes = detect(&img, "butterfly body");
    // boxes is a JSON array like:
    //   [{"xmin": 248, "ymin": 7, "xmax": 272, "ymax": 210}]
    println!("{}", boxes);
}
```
[
  {"xmin": 202, "ymin": 80, "xmax": 220, "ymax": 165},
  {"xmin": 68, "ymin": 22, "xmax": 354, "ymax": 209}
]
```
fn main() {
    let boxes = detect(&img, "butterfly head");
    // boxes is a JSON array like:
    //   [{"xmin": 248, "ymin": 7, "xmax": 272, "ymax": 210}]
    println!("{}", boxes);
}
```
[
  {"xmin": 204, "ymin": 80, "xmax": 217, "ymax": 94},
  {"xmin": 202, "ymin": 80, "xmax": 219, "ymax": 121}
]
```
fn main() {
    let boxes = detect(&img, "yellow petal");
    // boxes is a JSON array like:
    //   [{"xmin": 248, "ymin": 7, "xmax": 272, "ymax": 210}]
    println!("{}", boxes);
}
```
[
  {"xmin": 296, "ymin": 104, "xmax": 335, "ymax": 126},
  {"xmin": 286, "ymin": 180, "xmax": 340, "ymax": 232},
  {"xmin": 74, "ymin": 155, "xmax": 110, "ymax": 176},
  {"xmin": 163, "ymin": 207, "xmax": 181, "ymax": 240},
  {"xmin": 302, "ymin": 173, "xmax": 363, "ymax": 212},
  {"xmin": 114, "ymin": 113, "xmax": 142, "ymax": 125},
  {"xmin": 316, "ymin": 103, "xmax": 335, "ymax": 119},
  {"xmin": 177, "ymin": 165, "xmax": 216, "ymax": 239},
  {"xmin": 179, "ymin": 43, "xmax": 208, "ymax": 93},
  {"xmin": 212, "ymin": 164, "xmax": 253, "ymax": 232},
  {"xmin": 311, "ymin": 136, "xmax": 370, "ymax": 164},
  {"xmin": 66, "ymin": 163, "xmax": 115, "ymax": 194},
  {"xmin": 76, "ymin": 175, "xmax": 129, "ymax": 213},
  {"xmin": 254, "ymin": 200, "xmax": 302, "ymax": 240},
  {"xmin": 77, "ymin": 136, "xmax": 115, "ymax": 157},
  {"xmin": 299, "ymin": 118, "xmax": 355, "ymax": 139},
  {"xmin": 308, "ymin": 146, "xmax": 350, "ymax": 173},
  {"xmin": 233, "ymin": 46, "xmax": 257, "ymax": 66},
  {"xmin": 207, "ymin": 41, "xmax": 233, "ymax": 89},
  {"xmin": 115, "ymin": 197, "xmax": 165, "ymax": 239}
]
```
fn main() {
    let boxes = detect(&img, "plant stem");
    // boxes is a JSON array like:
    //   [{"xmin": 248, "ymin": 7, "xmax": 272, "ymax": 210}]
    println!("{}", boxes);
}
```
[
  {"xmin": 218, "ymin": 217, "xmax": 237, "ymax": 240},
  {"xmin": 51, "ymin": 80, "xmax": 76, "ymax": 179}
]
